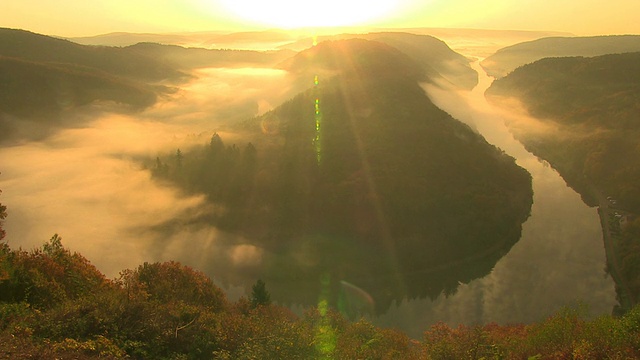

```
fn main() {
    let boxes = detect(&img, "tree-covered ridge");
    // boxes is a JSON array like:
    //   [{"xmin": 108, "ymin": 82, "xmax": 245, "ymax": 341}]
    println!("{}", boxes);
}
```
[
  {"xmin": 148, "ymin": 39, "xmax": 533, "ymax": 313},
  {"xmin": 3, "ymin": 237, "xmax": 640, "ymax": 359}
]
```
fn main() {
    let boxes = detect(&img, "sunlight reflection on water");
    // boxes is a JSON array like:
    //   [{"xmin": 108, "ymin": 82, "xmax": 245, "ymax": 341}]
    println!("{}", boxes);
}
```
[{"xmin": 373, "ymin": 61, "xmax": 616, "ymax": 337}]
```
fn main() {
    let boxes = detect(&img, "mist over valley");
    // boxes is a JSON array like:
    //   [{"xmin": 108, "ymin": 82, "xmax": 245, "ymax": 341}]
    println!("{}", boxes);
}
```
[{"xmin": 0, "ymin": 24, "xmax": 638, "ymax": 344}]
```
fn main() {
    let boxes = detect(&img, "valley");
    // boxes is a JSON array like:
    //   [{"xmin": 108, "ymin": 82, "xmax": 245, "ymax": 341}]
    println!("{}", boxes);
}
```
[{"xmin": 0, "ymin": 27, "xmax": 637, "ymax": 339}]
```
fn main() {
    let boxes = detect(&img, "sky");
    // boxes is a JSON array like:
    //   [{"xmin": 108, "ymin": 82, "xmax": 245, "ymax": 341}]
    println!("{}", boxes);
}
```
[{"xmin": 1, "ymin": 0, "xmax": 639, "ymax": 37}]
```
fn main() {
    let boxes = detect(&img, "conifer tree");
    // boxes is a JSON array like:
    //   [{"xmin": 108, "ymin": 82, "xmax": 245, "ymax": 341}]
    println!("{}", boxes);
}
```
[{"xmin": 250, "ymin": 279, "xmax": 271, "ymax": 308}]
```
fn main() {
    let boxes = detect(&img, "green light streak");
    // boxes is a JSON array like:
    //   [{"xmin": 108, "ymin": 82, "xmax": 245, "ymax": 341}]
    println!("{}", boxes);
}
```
[
  {"xmin": 314, "ymin": 273, "xmax": 336, "ymax": 358},
  {"xmin": 313, "ymin": 77, "xmax": 322, "ymax": 164}
]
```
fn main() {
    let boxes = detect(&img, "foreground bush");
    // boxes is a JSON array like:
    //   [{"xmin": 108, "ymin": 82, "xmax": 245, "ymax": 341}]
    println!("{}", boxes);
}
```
[{"xmin": 2, "ymin": 237, "xmax": 640, "ymax": 359}]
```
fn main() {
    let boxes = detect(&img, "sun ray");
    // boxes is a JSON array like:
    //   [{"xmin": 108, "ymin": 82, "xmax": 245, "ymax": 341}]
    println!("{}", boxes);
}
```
[{"xmin": 314, "ymin": 42, "xmax": 408, "ymax": 304}]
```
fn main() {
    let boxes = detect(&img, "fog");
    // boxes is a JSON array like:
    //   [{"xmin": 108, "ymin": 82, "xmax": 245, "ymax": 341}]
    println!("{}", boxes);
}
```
[
  {"xmin": 0, "ymin": 65, "xmax": 295, "ymax": 285},
  {"xmin": 0, "ymin": 39, "xmax": 617, "ymax": 335}
]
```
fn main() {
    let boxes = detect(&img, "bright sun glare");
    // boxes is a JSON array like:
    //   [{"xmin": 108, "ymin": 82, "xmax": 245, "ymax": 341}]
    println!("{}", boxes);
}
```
[{"xmin": 219, "ymin": 0, "xmax": 400, "ymax": 28}]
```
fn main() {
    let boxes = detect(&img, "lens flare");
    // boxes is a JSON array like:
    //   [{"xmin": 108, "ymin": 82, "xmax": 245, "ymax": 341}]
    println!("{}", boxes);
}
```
[
  {"xmin": 314, "ymin": 96, "xmax": 322, "ymax": 163},
  {"xmin": 315, "ymin": 273, "xmax": 337, "ymax": 358}
]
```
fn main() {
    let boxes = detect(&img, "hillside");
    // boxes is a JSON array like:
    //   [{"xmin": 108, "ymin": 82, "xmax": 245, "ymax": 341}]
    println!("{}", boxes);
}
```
[
  {"xmin": 148, "ymin": 39, "xmax": 533, "ymax": 313},
  {"xmin": 279, "ymin": 32, "xmax": 477, "ymax": 89},
  {"xmin": 481, "ymin": 35, "xmax": 640, "ymax": 78}
]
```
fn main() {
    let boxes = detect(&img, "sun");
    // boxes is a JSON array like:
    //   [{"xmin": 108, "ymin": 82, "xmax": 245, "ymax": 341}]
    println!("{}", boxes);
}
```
[{"xmin": 218, "ymin": 0, "xmax": 400, "ymax": 29}]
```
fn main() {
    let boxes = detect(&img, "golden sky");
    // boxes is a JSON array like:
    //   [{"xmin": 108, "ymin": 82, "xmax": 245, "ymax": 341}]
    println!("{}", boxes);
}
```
[{"xmin": 1, "ymin": 0, "xmax": 639, "ymax": 37}]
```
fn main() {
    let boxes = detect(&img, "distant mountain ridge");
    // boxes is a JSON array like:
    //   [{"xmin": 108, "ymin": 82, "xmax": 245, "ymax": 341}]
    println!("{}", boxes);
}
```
[
  {"xmin": 124, "ymin": 42, "xmax": 295, "ymax": 70},
  {"xmin": 482, "ymin": 35, "xmax": 640, "ymax": 78},
  {"xmin": 70, "ymin": 29, "xmax": 297, "ymax": 48},
  {"xmin": 0, "ymin": 28, "xmax": 185, "ymax": 81}
]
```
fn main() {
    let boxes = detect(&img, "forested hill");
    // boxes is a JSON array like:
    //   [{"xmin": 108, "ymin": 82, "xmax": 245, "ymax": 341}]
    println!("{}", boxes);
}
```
[
  {"xmin": 481, "ymin": 35, "xmax": 640, "ymax": 78},
  {"xmin": 487, "ymin": 52, "xmax": 640, "ymax": 126},
  {"xmin": 149, "ymin": 39, "xmax": 533, "ymax": 313}
]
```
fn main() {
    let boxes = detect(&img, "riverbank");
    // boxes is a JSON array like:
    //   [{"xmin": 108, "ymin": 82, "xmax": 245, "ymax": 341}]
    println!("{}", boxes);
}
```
[{"xmin": 593, "ymin": 183, "xmax": 637, "ymax": 313}]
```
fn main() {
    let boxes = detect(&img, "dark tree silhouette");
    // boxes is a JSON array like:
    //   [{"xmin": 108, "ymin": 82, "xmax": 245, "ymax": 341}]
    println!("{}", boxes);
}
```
[
  {"xmin": 0, "ymin": 186, "xmax": 6, "ymax": 242},
  {"xmin": 250, "ymin": 279, "xmax": 271, "ymax": 308}
]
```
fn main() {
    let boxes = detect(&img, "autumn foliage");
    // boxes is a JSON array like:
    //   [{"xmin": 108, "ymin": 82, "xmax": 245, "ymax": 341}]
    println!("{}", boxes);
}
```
[{"xmin": 2, "ymin": 237, "xmax": 640, "ymax": 359}]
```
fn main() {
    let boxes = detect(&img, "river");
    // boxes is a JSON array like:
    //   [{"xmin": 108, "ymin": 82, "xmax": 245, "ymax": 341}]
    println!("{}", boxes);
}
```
[
  {"xmin": 0, "ymin": 53, "xmax": 618, "ymax": 340},
  {"xmin": 373, "ymin": 61, "xmax": 617, "ymax": 337}
]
